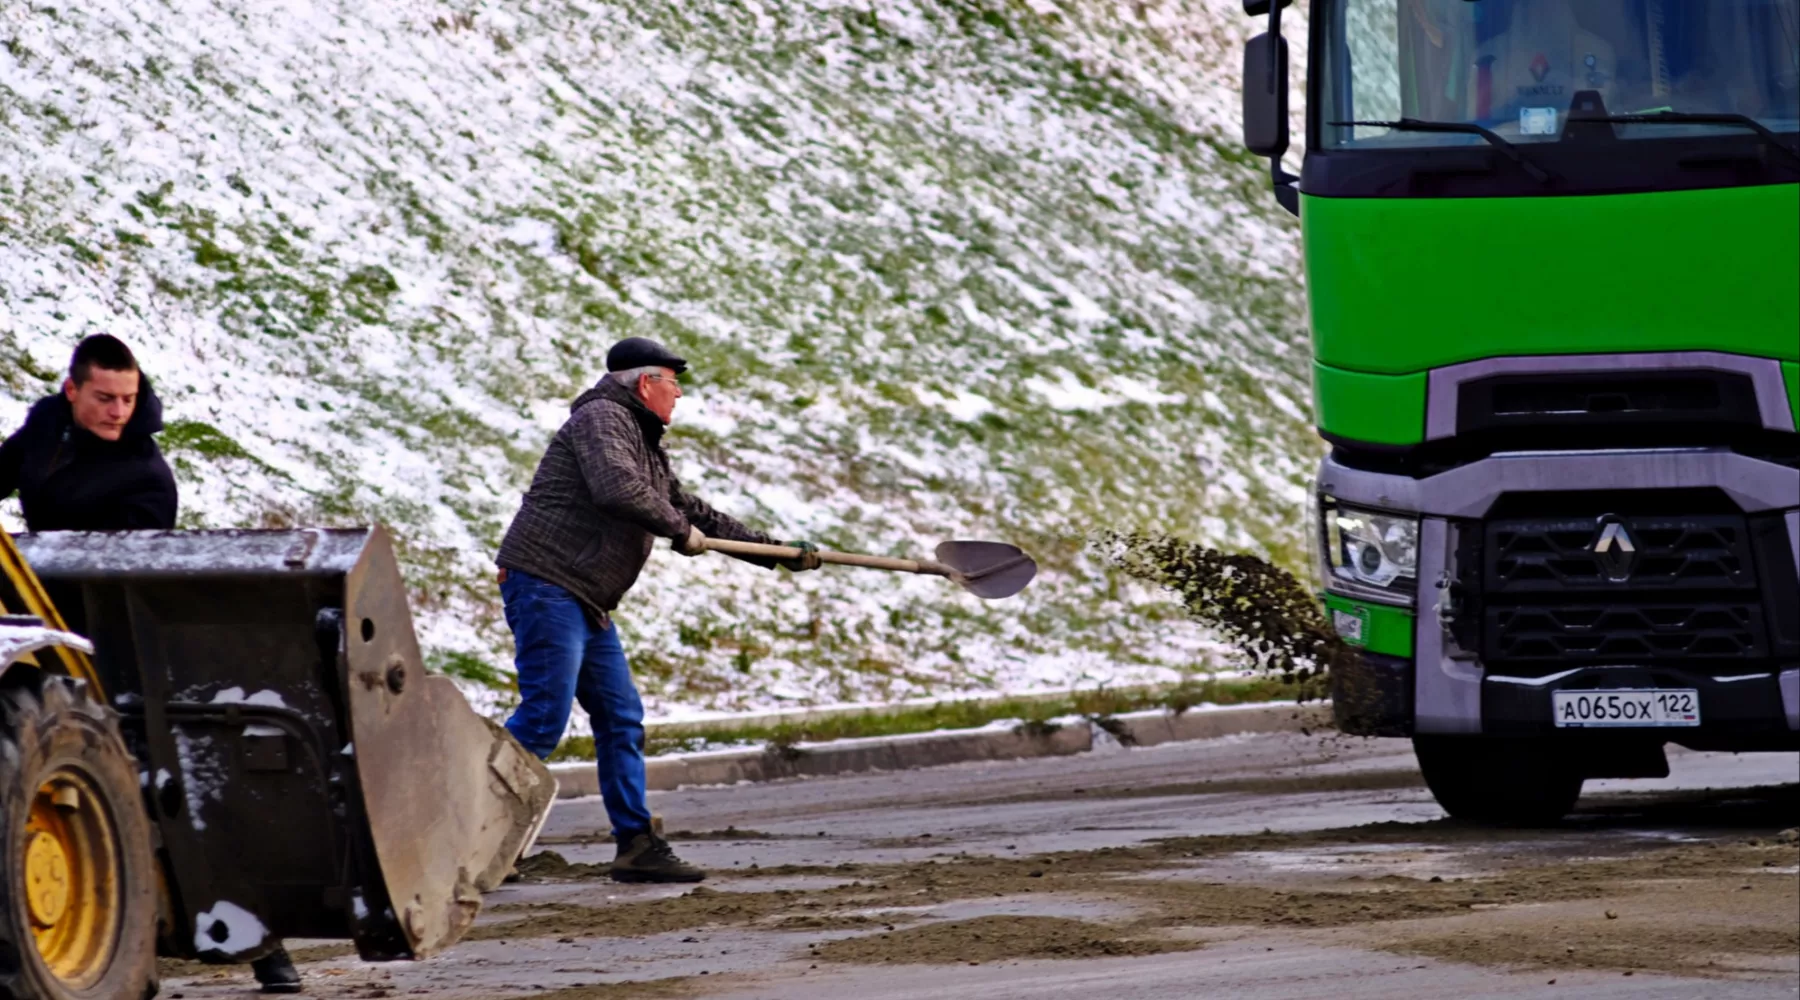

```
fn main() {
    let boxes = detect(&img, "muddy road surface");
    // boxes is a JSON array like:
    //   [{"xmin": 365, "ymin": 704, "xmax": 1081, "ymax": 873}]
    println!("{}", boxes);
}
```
[{"xmin": 164, "ymin": 731, "xmax": 1799, "ymax": 999}]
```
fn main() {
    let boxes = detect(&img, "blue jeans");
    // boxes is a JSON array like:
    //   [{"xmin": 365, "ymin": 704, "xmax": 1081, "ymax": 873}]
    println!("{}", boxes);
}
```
[{"xmin": 500, "ymin": 570, "xmax": 652, "ymax": 840}]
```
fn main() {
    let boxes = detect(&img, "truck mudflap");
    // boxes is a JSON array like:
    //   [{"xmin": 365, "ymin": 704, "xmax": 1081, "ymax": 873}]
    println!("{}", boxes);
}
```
[{"xmin": 15, "ymin": 528, "xmax": 555, "ymax": 962}]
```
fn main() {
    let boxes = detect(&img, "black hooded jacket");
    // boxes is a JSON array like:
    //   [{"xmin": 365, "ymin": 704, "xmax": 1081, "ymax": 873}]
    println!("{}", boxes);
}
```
[{"xmin": 0, "ymin": 377, "xmax": 178, "ymax": 531}]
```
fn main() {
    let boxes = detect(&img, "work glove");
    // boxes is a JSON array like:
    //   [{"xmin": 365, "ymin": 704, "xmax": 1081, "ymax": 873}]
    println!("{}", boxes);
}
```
[
  {"xmin": 673, "ymin": 525, "xmax": 708, "ymax": 557},
  {"xmin": 776, "ymin": 540, "xmax": 822, "ymax": 572}
]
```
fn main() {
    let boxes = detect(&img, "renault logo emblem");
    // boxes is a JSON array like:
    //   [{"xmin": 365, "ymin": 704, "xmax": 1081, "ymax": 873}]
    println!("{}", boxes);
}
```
[{"xmin": 1592, "ymin": 516, "xmax": 1637, "ymax": 582}]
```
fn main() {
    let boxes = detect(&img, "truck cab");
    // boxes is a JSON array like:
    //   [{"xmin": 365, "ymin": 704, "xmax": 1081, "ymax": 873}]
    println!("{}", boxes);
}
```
[{"xmin": 1242, "ymin": 0, "xmax": 1800, "ymax": 821}]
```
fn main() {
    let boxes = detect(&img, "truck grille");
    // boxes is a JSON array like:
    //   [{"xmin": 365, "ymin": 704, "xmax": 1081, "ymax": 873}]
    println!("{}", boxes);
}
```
[
  {"xmin": 1486, "ymin": 515, "xmax": 1755, "ymax": 593},
  {"xmin": 1455, "ymin": 370, "xmax": 1762, "ymax": 436},
  {"xmin": 1488, "ymin": 601, "xmax": 1765, "ymax": 661},
  {"xmin": 1475, "ymin": 513, "xmax": 1769, "ymax": 665}
]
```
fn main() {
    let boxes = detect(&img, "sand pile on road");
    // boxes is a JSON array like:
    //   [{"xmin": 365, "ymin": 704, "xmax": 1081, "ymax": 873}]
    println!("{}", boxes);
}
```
[
  {"xmin": 513, "ymin": 850, "xmax": 613, "ymax": 882},
  {"xmin": 812, "ymin": 915, "xmax": 1199, "ymax": 965}
]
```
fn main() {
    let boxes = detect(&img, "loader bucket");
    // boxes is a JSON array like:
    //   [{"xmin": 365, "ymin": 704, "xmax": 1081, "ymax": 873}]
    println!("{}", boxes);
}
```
[{"xmin": 13, "ymin": 528, "xmax": 555, "ymax": 962}]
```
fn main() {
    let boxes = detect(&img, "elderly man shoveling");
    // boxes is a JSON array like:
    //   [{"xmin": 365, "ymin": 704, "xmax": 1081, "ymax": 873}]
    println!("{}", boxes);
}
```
[
  {"xmin": 496, "ymin": 336, "xmax": 1037, "ymax": 882},
  {"xmin": 495, "ymin": 337, "xmax": 822, "ymax": 882}
]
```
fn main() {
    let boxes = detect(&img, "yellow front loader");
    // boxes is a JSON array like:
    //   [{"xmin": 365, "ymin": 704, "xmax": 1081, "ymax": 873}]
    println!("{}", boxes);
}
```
[{"xmin": 0, "ymin": 528, "xmax": 554, "ymax": 1000}]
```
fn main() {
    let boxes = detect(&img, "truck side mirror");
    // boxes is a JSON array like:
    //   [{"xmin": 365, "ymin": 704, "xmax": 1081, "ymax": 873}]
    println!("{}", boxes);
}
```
[{"xmin": 1242, "ymin": 32, "xmax": 1289, "ymax": 158}]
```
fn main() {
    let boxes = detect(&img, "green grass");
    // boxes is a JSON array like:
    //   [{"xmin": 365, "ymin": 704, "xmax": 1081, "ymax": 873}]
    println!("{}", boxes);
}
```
[
  {"xmin": 159, "ymin": 419, "xmax": 254, "ymax": 460},
  {"xmin": 545, "ymin": 676, "xmax": 1308, "ymax": 762},
  {"xmin": 427, "ymin": 650, "xmax": 517, "ymax": 691}
]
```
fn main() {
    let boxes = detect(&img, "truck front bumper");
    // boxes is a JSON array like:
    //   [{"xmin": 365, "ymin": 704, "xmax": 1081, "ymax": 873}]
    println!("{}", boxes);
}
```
[
  {"xmin": 1319, "ymin": 446, "xmax": 1800, "ymax": 743},
  {"xmin": 1332, "ymin": 650, "xmax": 1800, "ymax": 747}
]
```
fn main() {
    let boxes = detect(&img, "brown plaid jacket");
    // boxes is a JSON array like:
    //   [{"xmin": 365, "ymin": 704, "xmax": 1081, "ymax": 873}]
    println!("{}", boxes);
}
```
[{"xmin": 495, "ymin": 378, "xmax": 777, "ymax": 623}]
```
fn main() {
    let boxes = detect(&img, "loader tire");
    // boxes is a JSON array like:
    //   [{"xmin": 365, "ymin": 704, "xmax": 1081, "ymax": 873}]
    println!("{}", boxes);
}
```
[
  {"xmin": 0, "ymin": 672, "xmax": 158, "ymax": 1000},
  {"xmin": 1413, "ymin": 735, "xmax": 1584, "ymax": 827}
]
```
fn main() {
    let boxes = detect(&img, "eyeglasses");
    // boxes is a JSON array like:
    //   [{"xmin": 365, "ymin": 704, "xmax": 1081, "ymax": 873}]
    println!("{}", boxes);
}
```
[{"xmin": 646, "ymin": 374, "xmax": 680, "ymax": 385}]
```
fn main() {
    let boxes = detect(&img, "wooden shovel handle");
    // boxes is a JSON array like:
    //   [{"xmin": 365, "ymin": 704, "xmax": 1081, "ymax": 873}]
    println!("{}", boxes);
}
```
[{"xmin": 699, "ymin": 538, "xmax": 957, "ymax": 578}]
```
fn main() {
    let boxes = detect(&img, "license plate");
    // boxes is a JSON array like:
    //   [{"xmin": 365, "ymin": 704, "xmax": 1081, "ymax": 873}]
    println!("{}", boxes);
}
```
[{"xmin": 1552, "ymin": 689, "xmax": 1700, "ymax": 728}]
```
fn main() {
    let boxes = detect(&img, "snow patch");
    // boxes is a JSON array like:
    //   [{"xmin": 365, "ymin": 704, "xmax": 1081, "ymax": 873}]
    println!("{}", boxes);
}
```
[
  {"xmin": 172, "ymin": 729, "xmax": 226, "ymax": 831},
  {"xmin": 193, "ymin": 901, "xmax": 269, "ymax": 957},
  {"xmin": 914, "ymin": 386, "xmax": 995, "ymax": 422},
  {"xmin": 211, "ymin": 687, "xmax": 288, "ymax": 709},
  {"xmin": 1024, "ymin": 371, "xmax": 1185, "ymax": 412}
]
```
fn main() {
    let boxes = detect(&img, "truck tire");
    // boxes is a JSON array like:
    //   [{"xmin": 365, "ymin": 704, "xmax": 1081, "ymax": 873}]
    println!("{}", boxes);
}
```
[
  {"xmin": 0, "ymin": 672, "xmax": 159, "ymax": 1000},
  {"xmin": 1413, "ymin": 735, "xmax": 1584, "ymax": 826}
]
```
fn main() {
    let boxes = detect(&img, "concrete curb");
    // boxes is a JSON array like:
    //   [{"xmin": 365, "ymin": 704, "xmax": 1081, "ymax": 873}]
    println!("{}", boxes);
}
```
[
  {"xmin": 643, "ymin": 681, "xmax": 1182, "ymax": 739},
  {"xmin": 1115, "ymin": 701, "xmax": 1332, "ymax": 748},
  {"xmin": 549, "ymin": 701, "xmax": 1332, "ymax": 799}
]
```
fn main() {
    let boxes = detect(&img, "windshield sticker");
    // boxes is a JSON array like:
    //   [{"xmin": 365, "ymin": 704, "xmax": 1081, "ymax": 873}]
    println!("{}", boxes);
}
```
[
  {"xmin": 1583, "ymin": 53, "xmax": 1609, "ymax": 88},
  {"xmin": 1331, "ymin": 607, "xmax": 1368, "ymax": 646},
  {"xmin": 1520, "ymin": 107, "xmax": 1559, "ymax": 136}
]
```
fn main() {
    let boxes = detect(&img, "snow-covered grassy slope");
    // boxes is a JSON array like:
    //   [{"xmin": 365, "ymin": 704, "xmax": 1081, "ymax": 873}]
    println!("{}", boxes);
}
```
[{"xmin": 0, "ymin": 0, "xmax": 1316, "ymax": 719}]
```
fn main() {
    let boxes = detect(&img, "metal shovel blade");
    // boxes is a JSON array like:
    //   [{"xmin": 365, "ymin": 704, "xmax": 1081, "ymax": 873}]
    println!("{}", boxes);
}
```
[{"xmin": 934, "ymin": 540, "xmax": 1038, "ymax": 599}]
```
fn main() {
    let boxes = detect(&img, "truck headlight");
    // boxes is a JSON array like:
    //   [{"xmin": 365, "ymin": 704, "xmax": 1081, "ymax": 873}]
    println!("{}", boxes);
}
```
[{"xmin": 1318, "ymin": 497, "xmax": 1419, "ymax": 605}]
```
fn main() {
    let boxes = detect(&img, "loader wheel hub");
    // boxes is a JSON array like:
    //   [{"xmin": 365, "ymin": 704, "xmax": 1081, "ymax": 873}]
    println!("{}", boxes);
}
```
[
  {"xmin": 25, "ymin": 768, "xmax": 122, "ymax": 985},
  {"xmin": 24, "ymin": 831, "xmax": 72, "ymax": 926}
]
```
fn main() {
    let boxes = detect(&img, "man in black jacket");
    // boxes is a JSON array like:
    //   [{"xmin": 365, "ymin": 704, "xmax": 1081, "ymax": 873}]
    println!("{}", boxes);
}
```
[
  {"xmin": 496, "ymin": 336, "xmax": 820, "ymax": 883},
  {"xmin": 0, "ymin": 334, "xmax": 177, "ymax": 531},
  {"xmin": 0, "ymin": 336, "xmax": 300, "ymax": 995}
]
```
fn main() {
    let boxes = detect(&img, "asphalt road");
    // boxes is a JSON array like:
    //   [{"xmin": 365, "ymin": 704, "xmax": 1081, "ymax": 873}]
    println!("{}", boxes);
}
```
[{"xmin": 164, "ymin": 730, "xmax": 1800, "ymax": 999}]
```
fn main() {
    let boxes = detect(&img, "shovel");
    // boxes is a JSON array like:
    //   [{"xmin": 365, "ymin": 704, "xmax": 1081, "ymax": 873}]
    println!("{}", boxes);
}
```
[{"xmin": 699, "ymin": 538, "xmax": 1038, "ymax": 600}]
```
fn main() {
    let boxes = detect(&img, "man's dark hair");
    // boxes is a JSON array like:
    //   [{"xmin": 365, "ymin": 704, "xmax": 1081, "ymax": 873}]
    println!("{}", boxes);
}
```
[{"xmin": 69, "ymin": 334, "xmax": 139, "ymax": 386}]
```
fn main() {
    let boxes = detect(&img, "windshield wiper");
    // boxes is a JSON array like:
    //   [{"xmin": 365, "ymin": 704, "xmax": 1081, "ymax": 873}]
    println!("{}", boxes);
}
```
[
  {"xmin": 1574, "ymin": 111, "xmax": 1800, "ymax": 166},
  {"xmin": 1329, "ymin": 118, "xmax": 1553, "ymax": 183}
]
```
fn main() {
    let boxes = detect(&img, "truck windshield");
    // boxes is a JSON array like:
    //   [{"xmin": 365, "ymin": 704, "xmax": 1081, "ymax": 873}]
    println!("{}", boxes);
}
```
[{"xmin": 1318, "ymin": 0, "xmax": 1800, "ymax": 148}]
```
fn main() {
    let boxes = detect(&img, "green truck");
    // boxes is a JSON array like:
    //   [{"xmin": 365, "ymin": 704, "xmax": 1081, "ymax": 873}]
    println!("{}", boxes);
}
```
[{"xmin": 1240, "ymin": 0, "xmax": 1800, "ymax": 822}]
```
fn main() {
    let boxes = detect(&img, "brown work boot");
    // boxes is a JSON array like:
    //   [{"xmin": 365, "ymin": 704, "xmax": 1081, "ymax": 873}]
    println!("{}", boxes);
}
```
[{"xmin": 611, "ymin": 832, "xmax": 706, "ymax": 883}]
